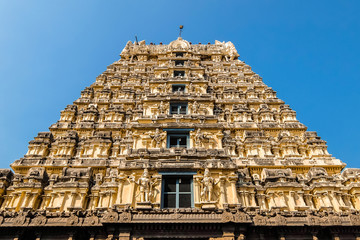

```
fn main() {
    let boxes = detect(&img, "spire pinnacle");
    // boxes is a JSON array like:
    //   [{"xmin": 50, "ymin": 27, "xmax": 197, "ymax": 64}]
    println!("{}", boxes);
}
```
[{"xmin": 179, "ymin": 25, "xmax": 184, "ymax": 38}]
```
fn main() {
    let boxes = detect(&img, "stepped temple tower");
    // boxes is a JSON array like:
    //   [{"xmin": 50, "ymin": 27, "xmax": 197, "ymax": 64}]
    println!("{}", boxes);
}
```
[{"xmin": 1, "ymin": 37, "xmax": 360, "ymax": 240}]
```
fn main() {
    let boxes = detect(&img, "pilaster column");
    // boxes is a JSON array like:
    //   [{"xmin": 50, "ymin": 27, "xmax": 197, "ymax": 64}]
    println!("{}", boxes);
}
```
[
  {"xmin": 70, "ymin": 192, "xmax": 77, "ymax": 208},
  {"xmin": 249, "ymin": 192, "xmax": 256, "ymax": 207},
  {"xmin": 257, "ymin": 194, "xmax": 267, "ymax": 210},
  {"xmin": 59, "ymin": 192, "xmax": 66, "ymax": 211},
  {"xmin": 21, "ymin": 192, "xmax": 31, "ymax": 208},
  {"xmin": 304, "ymin": 194, "xmax": 315, "ymax": 210},
  {"xmin": 219, "ymin": 176, "xmax": 227, "ymax": 205},
  {"xmin": 10, "ymin": 194, "xmax": 18, "ymax": 208},
  {"xmin": 116, "ymin": 178, "xmax": 126, "ymax": 204},
  {"xmin": 228, "ymin": 175, "xmax": 238, "ymax": 204},
  {"xmin": 28, "ymin": 193, "xmax": 36, "ymax": 209},
  {"xmin": 110, "ymin": 190, "xmax": 117, "ymax": 207},
  {"xmin": 99, "ymin": 192, "xmax": 105, "ymax": 208},
  {"xmin": 49, "ymin": 193, "xmax": 56, "ymax": 208},
  {"xmin": 193, "ymin": 175, "xmax": 201, "ymax": 204},
  {"xmin": 79, "ymin": 193, "xmax": 86, "ymax": 209}
]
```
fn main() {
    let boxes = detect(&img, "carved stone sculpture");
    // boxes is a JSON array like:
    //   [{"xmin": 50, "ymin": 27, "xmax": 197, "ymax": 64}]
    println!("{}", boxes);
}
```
[{"xmin": 0, "ymin": 36, "xmax": 358, "ymax": 239}]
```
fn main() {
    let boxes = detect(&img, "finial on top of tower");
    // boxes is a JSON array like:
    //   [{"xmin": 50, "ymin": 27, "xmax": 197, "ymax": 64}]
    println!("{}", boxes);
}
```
[{"xmin": 179, "ymin": 25, "xmax": 184, "ymax": 38}]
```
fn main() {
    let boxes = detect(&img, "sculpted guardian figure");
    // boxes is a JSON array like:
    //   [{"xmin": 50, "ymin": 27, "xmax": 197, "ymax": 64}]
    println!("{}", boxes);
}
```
[
  {"xmin": 131, "ymin": 169, "xmax": 158, "ymax": 203},
  {"xmin": 150, "ymin": 128, "xmax": 166, "ymax": 148},
  {"xmin": 191, "ymin": 101, "xmax": 199, "ymax": 114},
  {"xmin": 194, "ymin": 129, "xmax": 213, "ymax": 148},
  {"xmin": 159, "ymin": 101, "xmax": 168, "ymax": 115},
  {"xmin": 200, "ymin": 169, "xmax": 220, "ymax": 202}
]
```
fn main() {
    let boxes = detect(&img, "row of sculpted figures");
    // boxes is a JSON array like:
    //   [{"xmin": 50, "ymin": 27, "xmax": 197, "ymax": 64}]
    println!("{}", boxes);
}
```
[
  {"xmin": 24, "ymin": 129, "xmax": 332, "ymax": 163},
  {"xmin": 0, "ymin": 166, "xmax": 359, "ymax": 213}
]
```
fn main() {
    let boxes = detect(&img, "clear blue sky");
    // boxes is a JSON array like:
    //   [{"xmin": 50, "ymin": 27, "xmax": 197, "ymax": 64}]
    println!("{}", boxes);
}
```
[{"xmin": 0, "ymin": 1, "xmax": 359, "ymax": 169}]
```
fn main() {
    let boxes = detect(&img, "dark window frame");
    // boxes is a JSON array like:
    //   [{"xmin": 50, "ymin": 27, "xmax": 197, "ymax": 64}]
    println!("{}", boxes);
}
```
[
  {"xmin": 175, "ymin": 60, "xmax": 185, "ymax": 66},
  {"xmin": 174, "ymin": 70, "xmax": 185, "ymax": 77},
  {"xmin": 172, "ymin": 84, "xmax": 186, "ymax": 93},
  {"xmin": 167, "ymin": 133, "xmax": 189, "ymax": 148},
  {"xmin": 161, "ymin": 175, "xmax": 194, "ymax": 208},
  {"xmin": 170, "ymin": 102, "xmax": 187, "ymax": 115}
]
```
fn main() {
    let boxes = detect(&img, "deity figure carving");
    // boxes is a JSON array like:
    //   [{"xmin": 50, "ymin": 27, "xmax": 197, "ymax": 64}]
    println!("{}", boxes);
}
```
[
  {"xmin": 200, "ymin": 169, "xmax": 220, "ymax": 202},
  {"xmin": 125, "ymin": 130, "xmax": 133, "ymax": 139},
  {"xmin": 157, "ymin": 83, "xmax": 170, "ymax": 94},
  {"xmin": 149, "ymin": 128, "xmax": 166, "ymax": 148},
  {"xmin": 194, "ymin": 129, "xmax": 214, "ymax": 148},
  {"xmin": 222, "ymin": 130, "xmax": 232, "ymax": 147},
  {"xmin": 191, "ymin": 101, "xmax": 199, "ymax": 114},
  {"xmin": 130, "ymin": 169, "xmax": 159, "ymax": 203},
  {"xmin": 215, "ymin": 40, "xmax": 239, "ymax": 61},
  {"xmin": 158, "ymin": 101, "xmax": 168, "ymax": 115},
  {"xmin": 188, "ymin": 83, "xmax": 195, "ymax": 93}
]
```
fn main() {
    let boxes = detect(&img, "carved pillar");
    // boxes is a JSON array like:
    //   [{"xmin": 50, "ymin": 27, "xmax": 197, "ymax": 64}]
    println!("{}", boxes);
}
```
[
  {"xmin": 30, "ymin": 193, "xmax": 39, "ymax": 209},
  {"xmin": 49, "ymin": 193, "xmax": 56, "ymax": 208},
  {"xmin": 129, "ymin": 178, "xmax": 136, "ymax": 206},
  {"xmin": 336, "ymin": 192, "xmax": 345, "ymax": 206},
  {"xmin": 59, "ymin": 192, "xmax": 66, "ymax": 211},
  {"xmin": 322, "ymin": 192, "xmax": 332, "ymax": 207},
  {"xmin": 6, "ymin": 195, "xmax": 14, "ymax": 209},
  {"xmin": 99, "ymin": 192, "xmax": 104, "ymax": 208},
  {"xmin": 249, "ymin": 192, "xmax": 257, "ymax": 207},
  {"xmin": 194, "ymin": 175, "xmax": 201, "ymax": 205},
  {"xmin": 297, "ymin": 191, "xmax": 307, "ymax": 207},
  {"xmin": 109, "ymin": 190, "xmax": 116, "ymax": 207},
  {"xmin": 21, "ymin": 192, "xmax": 31, "ymax": 209},
  {"xmin": 14, "ymin": 193, "xmax": 21, "ymax": 210},
  {"xmin": 94, "ymin": 194, "xmax": 100, "ymax": 209},
  {"xmin": 229, "ymin": 175, "xmax": 238, "ymax": 204},
  {"xmin": 116, "ymin": 178, "xmax": 126, "ymax": 204},
  {"xmin": 70, "ymin": 192, "xmax": 77, "ymax": 208},
  {"xmin": 239, "ymin": 191, "xmax": 245, "ymax": 207},
  {"xmin": 278, "ymin": 192, "xmax": 287, "ymax": 208},
  {"xmin": 351, "ymin": 194, "xmax": 360, "ymax": 210},
  {"xmin": 304, "ymin": 194, "xmax": 315, "ymax": 210},
  {"xmin": 1, "ymin": 196, "xmax": 8, "ymax": 209},
  {"xmin": 343, "ymin": 194, "xmax": 354, "ymax": 209},
  {"xmin": 266, "ymin": 193, "xmax": 276, "ymax": 209},
  {"xmin": 42, "ymin": 195, "xmax": 50, "ymax": 209},
  {"xmin": 79, "ymin": 193, "xmax": 86, "ymax": 209},
  {"xmin": 257, "ymin": 194, "xmax": 267, "ymax": 210},
  {"xmin": 219, "ymin": 176, "xmax": 227, "ymax": 205},
  {"xmin": 287, "ymin": 191, "xmax": 296, "ymax": 210}
]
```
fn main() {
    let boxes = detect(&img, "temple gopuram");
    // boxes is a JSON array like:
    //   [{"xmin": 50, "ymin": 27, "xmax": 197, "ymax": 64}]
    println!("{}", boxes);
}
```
[{"xmin": 1, "ymin": 37, "xmax": 360, "ymax": 240}]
